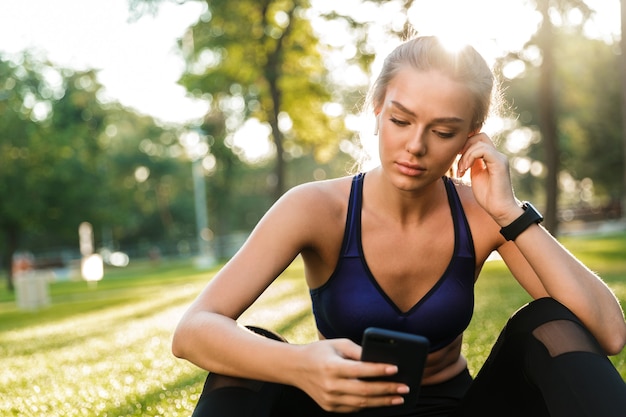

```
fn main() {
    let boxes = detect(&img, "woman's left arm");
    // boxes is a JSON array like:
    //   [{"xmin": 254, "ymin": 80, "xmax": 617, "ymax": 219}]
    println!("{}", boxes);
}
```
[
  {"xmin": 458, "ymin": 133, "xmax": 626, "ymax": 355},
  {"xmin": 498, "ymin": 225, "xmax": 626, "ymax": 355}
]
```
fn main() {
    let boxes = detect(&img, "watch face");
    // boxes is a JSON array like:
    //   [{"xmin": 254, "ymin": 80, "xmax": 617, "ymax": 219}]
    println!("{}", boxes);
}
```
[
  {"xmin": 524, "ymin": 202, "xmax": 544, "ymax": 222},
  {"xmin": 500, "ymin": 202, "xmax": 543, "ymax": 241}
]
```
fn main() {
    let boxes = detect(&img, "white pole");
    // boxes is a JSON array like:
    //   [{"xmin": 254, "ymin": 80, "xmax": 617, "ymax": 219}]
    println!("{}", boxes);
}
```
[{"xmin": 192, "ymin": 158, "xmax": 214, "ymax": 268}]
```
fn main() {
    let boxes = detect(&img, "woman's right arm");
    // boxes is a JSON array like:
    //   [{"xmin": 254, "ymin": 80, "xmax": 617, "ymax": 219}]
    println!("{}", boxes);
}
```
[
  {"xmin": 171, "ymin": 183, "xmax": 323, "ymax": 377},
  {"xmin": 171, "ymin": 181, "xmax": 408, "ymax": 412}
]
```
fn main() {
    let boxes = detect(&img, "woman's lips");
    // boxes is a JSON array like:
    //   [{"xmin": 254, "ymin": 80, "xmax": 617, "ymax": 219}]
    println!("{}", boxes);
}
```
[{"xmin": 396, "ymin": 161, "xmax": 426, "ymax": 176}]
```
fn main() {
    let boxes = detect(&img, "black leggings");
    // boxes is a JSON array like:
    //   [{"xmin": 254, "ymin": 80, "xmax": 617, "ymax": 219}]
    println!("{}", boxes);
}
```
[{"xmin": 191, "ymin": 298, "xmax": 626, "ymax": 417}]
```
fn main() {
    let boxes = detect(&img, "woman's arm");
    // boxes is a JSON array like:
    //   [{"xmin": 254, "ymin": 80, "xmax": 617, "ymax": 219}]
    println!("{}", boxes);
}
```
[
  {"xmin": 498, "ymin": 223, "xmax": 626, "ymax": 355},
  {"xmin": 459, "ymin": 133, "xmax": 626, "ymax": 355},
  {"xmin": 171, "ymin": 181, "xmax": 409, "ymax": 412}
]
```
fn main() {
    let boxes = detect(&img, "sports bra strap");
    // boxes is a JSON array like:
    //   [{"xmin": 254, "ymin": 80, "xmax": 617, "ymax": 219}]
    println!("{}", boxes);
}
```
[
  {"xmin": 443, "ymin": 176, "xmax": 475, "ymax": 258},
  {"xmin": 343, "ymin": 173, "xmax": 364, "ymax": 257}
]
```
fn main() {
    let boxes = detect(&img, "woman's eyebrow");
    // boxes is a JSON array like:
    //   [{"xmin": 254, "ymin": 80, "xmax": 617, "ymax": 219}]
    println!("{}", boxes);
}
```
[
  {"xmin": 390, "ymin": 100, "xmax": 416, "ymax": 116},
  {"xmin": 432, "ymin": 116, "xmax": 465, "ymax": 124},
  {"xmin": 390, "ymin": 100, "xmax": 465, "ymax": 124}
]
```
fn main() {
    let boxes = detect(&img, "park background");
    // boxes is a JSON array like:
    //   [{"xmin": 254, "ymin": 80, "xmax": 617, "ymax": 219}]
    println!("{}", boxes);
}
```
[{"xmin": 1, "ymin": 0, "xmax": 626, "ymax": 415}]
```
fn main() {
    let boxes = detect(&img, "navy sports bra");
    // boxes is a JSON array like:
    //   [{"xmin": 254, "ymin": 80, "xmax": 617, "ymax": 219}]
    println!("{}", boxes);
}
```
[{"xmin": 310, "ymin": 174, "xmax": 476, "ymax": 352}]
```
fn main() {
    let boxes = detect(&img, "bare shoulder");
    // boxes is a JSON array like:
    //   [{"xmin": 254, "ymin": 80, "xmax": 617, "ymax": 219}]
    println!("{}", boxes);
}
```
[
  {"xmin": 262, "ymin": 175, "xmax": 354, "ymax": 241},
  {"xmin": 448, "ymin": 178, "xmax": 483, "ymax": 213},
  {"xmin": 281, "ymin": 175, "xmax": 353, "ymax": 215}
]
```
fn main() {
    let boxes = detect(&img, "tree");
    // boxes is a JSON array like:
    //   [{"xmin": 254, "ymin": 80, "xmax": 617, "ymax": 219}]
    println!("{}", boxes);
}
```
[
  {"xmin": 178, "ymin": 0, "xmax": 348, "ymax": 200},
  {"xmin": 499, "ymin": 28, "xmax": 622, "ymax": 220},
  {"xmin": 532, "ymin": 0, "xmax": 594, "ymax": 233},
  {"xmin": 498, "ymin": 0, "xmax": 594, "ymax": 234},
  {"xmin": 99, "ymin": 109, "xmax": 198, "ymax": 252},
  {"xmin": 620, "ymin": 0, "xmax": 626, "ymax": 219},
  {"xmin": 536, "ymin": 0, "xmax": 560, "ymax": 233},
  {"xmin": 0, "ymin": 54, "xmax": 109, "ymax": 289},
  {"xmin": 558, "ymin": 35, "xmax": 622, "ymax": 204},
  {"xmin": 129, "ymin": 0, "xmax": 408, "ymax": 202}
]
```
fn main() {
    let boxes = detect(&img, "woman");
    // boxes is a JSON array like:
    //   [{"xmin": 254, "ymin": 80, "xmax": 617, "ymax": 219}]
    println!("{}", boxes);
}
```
[{"xmin": 172, "ymin": 36, "xmax": 626, "ymax": 416}]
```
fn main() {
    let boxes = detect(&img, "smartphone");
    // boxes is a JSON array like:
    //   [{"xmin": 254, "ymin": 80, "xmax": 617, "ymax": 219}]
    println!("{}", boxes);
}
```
[{"xmin": 360, "ymin": 327, "xmax": 430, "ymax": 408}]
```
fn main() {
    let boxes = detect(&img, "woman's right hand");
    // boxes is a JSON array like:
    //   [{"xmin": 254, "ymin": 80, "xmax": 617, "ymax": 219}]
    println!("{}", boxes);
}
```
[{"xmin": 292, "ymin": 338, "xmax": 409, "ymax": 413}]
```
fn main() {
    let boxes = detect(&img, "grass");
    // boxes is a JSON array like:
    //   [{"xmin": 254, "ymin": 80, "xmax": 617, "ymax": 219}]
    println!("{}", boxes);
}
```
[{"xmin": 1, "ymin": 232, "xmax": 625, "ymax": 416}]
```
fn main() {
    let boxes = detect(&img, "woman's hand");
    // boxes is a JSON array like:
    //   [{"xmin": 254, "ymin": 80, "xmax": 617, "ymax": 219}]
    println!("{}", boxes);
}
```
[
  {"xmin": 457, "ymin": 133, "xmax": 521, "ymax": 226},
  {"xmin": 293, "ymin": 339, "xmax": 409, "ymax": 413}
]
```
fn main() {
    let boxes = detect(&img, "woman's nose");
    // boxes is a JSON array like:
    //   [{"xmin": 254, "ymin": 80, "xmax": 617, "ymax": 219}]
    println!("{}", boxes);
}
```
[{"xmin": 406, "ymin": 129, "xmax": 427, "ymax": 156}]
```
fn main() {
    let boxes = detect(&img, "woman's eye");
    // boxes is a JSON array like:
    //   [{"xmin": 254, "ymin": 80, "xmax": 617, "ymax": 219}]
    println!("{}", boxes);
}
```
[
  {"xmin": 390, "ymin": 117, "xmax": 409, "ymax": 126},
  {"xmin": 434, "ymin": 130, "xmax": 456, "ymax": 139}
]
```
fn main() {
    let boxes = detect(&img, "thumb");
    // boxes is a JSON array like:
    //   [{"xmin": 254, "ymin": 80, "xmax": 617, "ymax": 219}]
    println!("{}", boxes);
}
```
[{"xmin": 332, "ymin": 338, "xmax": 362, "ymax": 361}]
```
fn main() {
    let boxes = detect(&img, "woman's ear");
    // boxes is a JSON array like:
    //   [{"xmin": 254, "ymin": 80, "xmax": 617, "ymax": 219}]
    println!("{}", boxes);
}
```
[
  {"xmin": 468, "ymin": 123, "xmax": 482, "ymax": 138},
  {"xmin": 459, "ymin": 130, "xmax": 478, "ymax": 155}
]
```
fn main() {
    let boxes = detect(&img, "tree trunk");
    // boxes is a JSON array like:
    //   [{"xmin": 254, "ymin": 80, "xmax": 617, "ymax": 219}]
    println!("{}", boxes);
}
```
[
  {"xmin": 3, "ymin": 226, "xmax": 19, "ymax": 291},
  {"xmin": 264, "ymin": 2, "xmax": 297, "ymax": 201},
  {"xmin": 621, "ymin": 0, "xmax": 626, "ymax": 218},
  {"xmin": 537, "ymin": 0, "xmax": 560, "ymax": 235},
  {"xmin": 268, "ymin": 85, "xmax": 284, "ymax": 201}
]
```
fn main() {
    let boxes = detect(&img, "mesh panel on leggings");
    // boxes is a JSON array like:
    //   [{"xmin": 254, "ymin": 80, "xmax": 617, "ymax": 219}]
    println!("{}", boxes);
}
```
[{"xmin": 531, "ymin": 319, "xmax": 604, "ymax": 357}]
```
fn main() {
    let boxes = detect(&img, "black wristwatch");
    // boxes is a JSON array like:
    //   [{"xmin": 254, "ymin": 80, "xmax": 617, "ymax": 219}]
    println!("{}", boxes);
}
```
[{"xmin": 499, "ymin": 202, "xmax": 544, "ymax": 241}]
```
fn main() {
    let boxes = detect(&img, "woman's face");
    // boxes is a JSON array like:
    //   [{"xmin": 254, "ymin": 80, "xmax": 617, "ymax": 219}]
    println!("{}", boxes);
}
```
[{"xmin": 376, "ymin": 67, "xmax": 475, "ymax": 190}]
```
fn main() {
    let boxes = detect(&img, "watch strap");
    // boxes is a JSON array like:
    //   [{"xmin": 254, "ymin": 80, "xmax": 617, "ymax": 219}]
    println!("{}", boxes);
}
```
[{"xmin": 499, "ymin": 202, "xmax": 544, "ymax": 241}]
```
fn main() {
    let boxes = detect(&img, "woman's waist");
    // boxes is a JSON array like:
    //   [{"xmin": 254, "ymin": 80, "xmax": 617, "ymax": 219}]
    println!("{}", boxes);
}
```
[{"xmin": 422, "ymin": 335, "xmax": 466, "ymax": 385}]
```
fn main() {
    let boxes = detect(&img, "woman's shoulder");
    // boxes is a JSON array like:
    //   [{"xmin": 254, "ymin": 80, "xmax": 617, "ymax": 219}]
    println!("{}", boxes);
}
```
[
  {"xmin": 269, "ymin": 175, "xmax": 355, "ymax": 250},
  {"xmin": 448, "ymin": 178, "xmax": 492, "ymax": 220},
  {"xmin": 283, "ymin": 175, "xmax": 355, "ymax": 207},
  {"xmin": 447, "ymin": 177, "xmax": 480, "ymax": 209},
  {"xmin": 266, "ymin": 175, "xmax": 355, "ymax": 229}
]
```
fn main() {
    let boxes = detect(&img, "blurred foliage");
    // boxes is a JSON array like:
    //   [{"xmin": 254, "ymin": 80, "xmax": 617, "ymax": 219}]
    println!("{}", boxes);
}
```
[
  {"xmin": 0, "ymin": 55, "xmax": 110, "ymax": 287},
  {"xmin": 178, "ymin": 0, "xmax": 353, "ymax": 199},
  {"xmin": 0, "ymin": 49, "xmax": 353, "ymax": 288},
  {"xmin": 141, "ymin": 0, "xmax": 405, "ymax": 199},
  {"xmin": 498, "ymin": 23, "xmax": 623, "ymax": 214},
  {"xmin": 1, "ymin": 0, "xmax": 625, "ymax": 289},
  {"xmin": 0, "ymin": 59, "xmax": 103, "ymax": 241},
  {"xmin": 97, "ymin": 110, "xmax": 195, "ymax": 249}
]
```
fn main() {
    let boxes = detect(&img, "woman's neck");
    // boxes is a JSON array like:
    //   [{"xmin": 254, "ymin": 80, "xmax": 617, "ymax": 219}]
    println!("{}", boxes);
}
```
[{"xmin": 363, "ymin": 169, "xmax": 448, "ymax": 226}]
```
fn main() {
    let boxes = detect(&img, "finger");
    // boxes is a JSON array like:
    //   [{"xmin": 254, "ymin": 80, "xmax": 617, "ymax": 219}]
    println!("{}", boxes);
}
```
[
  {"xmin": 331, "ymin": 338, "xmax": 362, "ymax": 361},
  {"xmin": 355, "ymin": 361, "xmax": 399, "ymax": 379},
  {"xmin": 458, "ymin": 134, "xmax": 485, "ymax": 170},
  {"xmin": 323, "ymin": 395, "xmax": 402, "ymax": 414},
  {"xmin": 352, "ymin": 378, "xmax": 410, "ymax": 397},
  {"xmin": 458, "ymin": 142, "xmax": 488, "ymax": 176},
  {"xmin": 326, "ymin": 381, "xmax": 408, "ymax": 413},
  {"xmin": 458, "ymin": 139, "xmax": 505, "ymax": 177},
  {"xmin": 463, "ymin": 132, "xmax": 490, "ymax": 149},
  {"xmin": 350, "ymin": 366, "xmax": 409, "ymax": 398},
  {"xmin": 336, "ymin": 393, "xmax": 406, "ymax": 412},
  {"xmin": 330, "ymin": 339, "xmax": 399, "ymax": 378}
]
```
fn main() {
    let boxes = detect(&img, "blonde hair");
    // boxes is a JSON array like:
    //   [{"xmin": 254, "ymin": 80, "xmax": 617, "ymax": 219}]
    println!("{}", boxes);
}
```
[{"xmin": 367, "ymin": 36, "xmax": 496, "ymax": 132}]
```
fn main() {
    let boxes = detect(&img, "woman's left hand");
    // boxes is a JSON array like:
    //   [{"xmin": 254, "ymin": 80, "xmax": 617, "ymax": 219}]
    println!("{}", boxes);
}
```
[{"xmin": 457, "ymin": 133, "xmax": 520, "ymax": 226}]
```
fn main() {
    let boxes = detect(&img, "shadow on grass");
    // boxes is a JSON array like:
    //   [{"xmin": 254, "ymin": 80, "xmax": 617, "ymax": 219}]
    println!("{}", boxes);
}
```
[
  {"xmin": 0, "ymin": 289, "xmax": 195, "ymax": 357},
  {"xmin": 276, "ymin": 307, "xmax": 316, "ymax": 340},
  {"xmin": 0, "ymin": 269, "xmax": 211, "ymax": 333},
  {"xmin": 101, "ymin": 368, "xmax": 207, "ymax": 417}
]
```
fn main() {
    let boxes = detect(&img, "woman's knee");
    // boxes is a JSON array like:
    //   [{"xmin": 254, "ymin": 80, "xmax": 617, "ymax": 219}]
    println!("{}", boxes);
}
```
[
  {"xmin": 506, "ymin": 298, "xmax": 603, "ymax": 356},
  {"xmin": 506, "ymin": 298, "xmax": 580, "ymax": 335}
]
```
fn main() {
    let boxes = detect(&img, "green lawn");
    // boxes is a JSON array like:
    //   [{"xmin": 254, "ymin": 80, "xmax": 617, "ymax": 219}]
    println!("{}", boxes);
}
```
[{"xmin": 1, "ymin": 232, "xmax": 625, "ymax": 416}]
